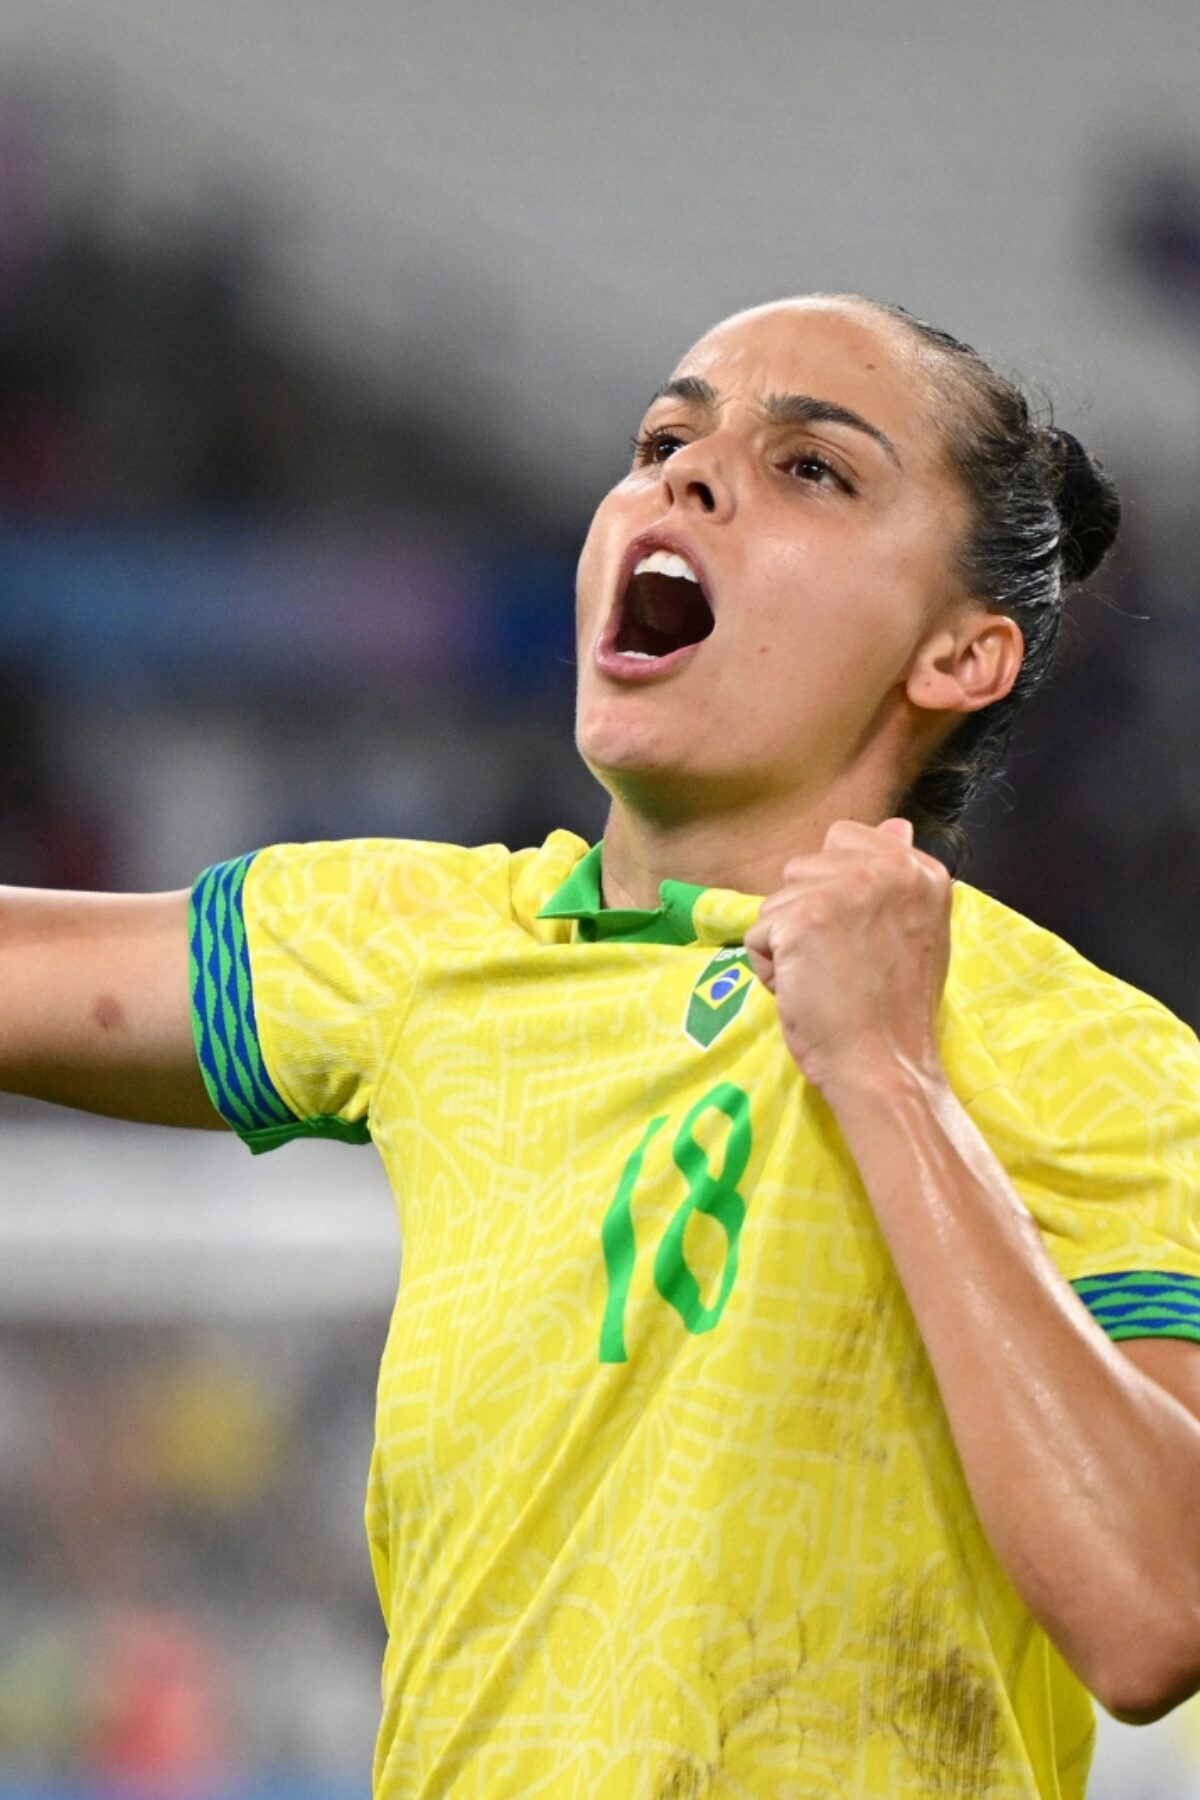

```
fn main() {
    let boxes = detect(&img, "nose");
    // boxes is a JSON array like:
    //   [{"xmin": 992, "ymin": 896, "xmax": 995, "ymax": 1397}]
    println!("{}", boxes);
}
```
[{"xmin": 659, "ymin": 435, "xmax": 736, "ymax": 522}]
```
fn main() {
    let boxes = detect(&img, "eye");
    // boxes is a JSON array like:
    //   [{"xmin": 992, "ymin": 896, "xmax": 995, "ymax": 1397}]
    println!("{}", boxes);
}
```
[
  {"xmin": 631, "ymin": 428, "xmax": 687, "ymax": 466},
  {"xmin": 782, "ymin": 449, "xmax": 852, "ymax": 491}
]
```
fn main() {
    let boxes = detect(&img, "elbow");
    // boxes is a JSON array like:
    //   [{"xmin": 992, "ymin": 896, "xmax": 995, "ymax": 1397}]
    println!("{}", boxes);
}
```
[
  {"xmin": 1101, "ymin": 1682, "xmax": 1198, "ymax": 1728},
  {"xmin": 1087, "ymin": 1616, "xmax": 1200, "ymax": 1726}
]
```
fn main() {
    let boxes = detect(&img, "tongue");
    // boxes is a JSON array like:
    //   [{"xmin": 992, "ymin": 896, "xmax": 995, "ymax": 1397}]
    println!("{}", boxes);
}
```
[{"xmin": 617, "ymin": 572, "xmax": 713, "ymax": 657}]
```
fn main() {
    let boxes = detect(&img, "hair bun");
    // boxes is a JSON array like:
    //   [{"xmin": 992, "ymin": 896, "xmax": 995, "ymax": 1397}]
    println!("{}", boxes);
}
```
[{"xmin": 1047, "ymin": 429, "xmax": 1122, "ymax": 585}]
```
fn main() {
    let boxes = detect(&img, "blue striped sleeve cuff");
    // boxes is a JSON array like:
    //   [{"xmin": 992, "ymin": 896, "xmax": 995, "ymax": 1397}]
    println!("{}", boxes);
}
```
[
  {"xmin": 1071, "ymin": 1271, "xmax": 1200, "ymax": 1343},
  {"xmin": 188, "ymin": 854, "xmax": 371, "ymax": 1154}
]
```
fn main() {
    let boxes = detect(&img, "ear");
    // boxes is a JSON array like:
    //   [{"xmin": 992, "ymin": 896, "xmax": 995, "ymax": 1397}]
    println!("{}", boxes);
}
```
[{"xmin": 904, "ymin": 611, "xmax": 1025, "ymax": 718}]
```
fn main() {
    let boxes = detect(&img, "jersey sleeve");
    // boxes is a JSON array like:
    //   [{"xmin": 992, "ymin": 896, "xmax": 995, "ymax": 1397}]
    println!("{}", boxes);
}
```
[
  {"xmin": 188, "ymin": 837, "xmax": 513, "ymax": 1154},
  {"xmin": 967, "ymin": 994, "xmax": 1200, "ymax": 1343}
]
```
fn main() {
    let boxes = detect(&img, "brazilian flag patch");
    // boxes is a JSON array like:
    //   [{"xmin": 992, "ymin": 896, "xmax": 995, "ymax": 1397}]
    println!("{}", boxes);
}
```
[{"xmin": 684, "ymin": 949, "xmax": 755, "ymax": 1049}]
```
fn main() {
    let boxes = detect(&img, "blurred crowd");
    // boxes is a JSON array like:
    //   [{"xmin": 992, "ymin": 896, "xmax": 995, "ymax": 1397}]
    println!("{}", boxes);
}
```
[
  {"xmin": 0, "ymin": 201, "xmax": 602, "ymax": 897},
  {"xmin": 0, "ymin": 1319, "xmax": 382, "ymax": 1797}
]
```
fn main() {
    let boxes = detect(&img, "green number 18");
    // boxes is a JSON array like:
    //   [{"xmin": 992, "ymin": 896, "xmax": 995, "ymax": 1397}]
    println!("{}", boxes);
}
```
[{"xmin": 598, "ymin": 1082, "xmax": 753, "ymax": 1363}]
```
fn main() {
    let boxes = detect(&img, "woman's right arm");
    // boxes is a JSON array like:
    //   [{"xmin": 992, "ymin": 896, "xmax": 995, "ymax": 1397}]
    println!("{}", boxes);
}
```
[{"xmin": 0, "ymin": 886, "xmax": 224, "ymax": 1128}]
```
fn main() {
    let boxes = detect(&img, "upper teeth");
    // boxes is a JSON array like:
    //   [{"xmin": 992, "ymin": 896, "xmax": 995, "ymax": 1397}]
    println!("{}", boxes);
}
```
[{"xmin": 633, "ymin": 549, "xmax": 698, "ymax": 583}]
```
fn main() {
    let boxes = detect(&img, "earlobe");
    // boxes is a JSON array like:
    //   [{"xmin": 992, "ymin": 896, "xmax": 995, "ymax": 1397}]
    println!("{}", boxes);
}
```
[{"xmin": 906, "ymin": 616, "xmax": 1025, "ymax": 717}]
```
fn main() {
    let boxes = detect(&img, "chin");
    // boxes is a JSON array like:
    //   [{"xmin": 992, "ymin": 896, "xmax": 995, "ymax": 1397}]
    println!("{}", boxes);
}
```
[
  {"xmin": 577, "ymin": 743, "xmax": 754, "ymax": 828},
  {"xmin": 576, "ymin": 703, "xmax": 675, "ymax": 779}
]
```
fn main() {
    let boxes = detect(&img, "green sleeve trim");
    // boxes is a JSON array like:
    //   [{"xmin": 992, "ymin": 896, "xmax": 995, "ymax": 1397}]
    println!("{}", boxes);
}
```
[
  {"xmin": 1071, "ymin": 1270, "xmax": 1200, "ymax": 1343},
  {"xmin": 243, "ymin": 1114, "xmax": 373, "ymax": 1157},
  {"xmin": 190, "ymin": 854, "xmax": 372, "ymax": 1155}
]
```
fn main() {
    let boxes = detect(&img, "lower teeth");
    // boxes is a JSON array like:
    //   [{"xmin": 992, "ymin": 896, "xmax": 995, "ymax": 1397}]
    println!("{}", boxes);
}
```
[{"xmin": 623, "ymin": 649, "xmax": 657, "ymax": 660}]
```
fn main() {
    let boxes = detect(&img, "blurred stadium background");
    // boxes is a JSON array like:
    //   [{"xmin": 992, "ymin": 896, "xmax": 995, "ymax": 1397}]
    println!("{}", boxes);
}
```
[{"xmin": 0, "ymin": 1, "xmax": 1197, "ymax": 1793}]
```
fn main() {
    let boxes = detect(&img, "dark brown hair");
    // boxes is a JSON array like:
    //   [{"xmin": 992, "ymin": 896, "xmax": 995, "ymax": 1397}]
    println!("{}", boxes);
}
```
[{"xmin": 872, "ymin": 303, "xmax": 1122, "ymax": 870}]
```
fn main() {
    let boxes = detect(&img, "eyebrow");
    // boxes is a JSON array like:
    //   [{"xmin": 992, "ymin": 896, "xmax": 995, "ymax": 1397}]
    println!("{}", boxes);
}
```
[{"xmin": 647, "ymin": 375, "xmax": 901, "ymax": 467}]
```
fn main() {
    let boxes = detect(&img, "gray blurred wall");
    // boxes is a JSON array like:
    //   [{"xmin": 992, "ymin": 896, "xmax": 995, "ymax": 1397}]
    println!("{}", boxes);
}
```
[{"xmin": 0, "ymin": 0, "xmax": 1197, "ymax": 521}]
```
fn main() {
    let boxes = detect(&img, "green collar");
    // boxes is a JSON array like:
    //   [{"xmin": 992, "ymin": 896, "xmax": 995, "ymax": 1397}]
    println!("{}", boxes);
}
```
[{"xmin": 537, "ymin": 843, "xmax": 705, "ymax": 945}]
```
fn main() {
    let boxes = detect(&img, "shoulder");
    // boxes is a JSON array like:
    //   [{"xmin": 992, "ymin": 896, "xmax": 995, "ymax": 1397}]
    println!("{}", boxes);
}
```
[
  {"xmin": 948, "ymin": 880, "xmax": 1200, "ymax": 1085},
  {"xmin": 238, "ymin": 829, "xmax": 590, "ymax": 938},
  {"xmin": 949, "ymin": 887, "xmax": 1200, "ymax": 1293}
]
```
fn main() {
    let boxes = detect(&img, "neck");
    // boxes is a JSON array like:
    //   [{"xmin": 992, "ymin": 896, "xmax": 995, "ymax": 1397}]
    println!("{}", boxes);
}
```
[{"xmin": 599, "ymin": 775, "xmax": 897, "ymax": 910}]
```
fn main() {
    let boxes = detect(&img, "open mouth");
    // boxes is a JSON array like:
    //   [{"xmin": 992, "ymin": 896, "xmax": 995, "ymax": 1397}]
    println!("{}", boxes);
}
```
[{"xmin": 613, "ymin": 549, "xmax": 715, "ymax": 660}]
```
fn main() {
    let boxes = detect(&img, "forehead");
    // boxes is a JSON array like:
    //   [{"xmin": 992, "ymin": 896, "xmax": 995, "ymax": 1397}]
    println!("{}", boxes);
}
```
[{"xmin": 668, "ymin": 300, "xmax": 941, "ymax": 459}]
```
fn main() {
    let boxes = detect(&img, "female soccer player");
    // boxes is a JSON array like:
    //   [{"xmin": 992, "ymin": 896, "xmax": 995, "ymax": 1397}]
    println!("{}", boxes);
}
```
[{"xmin": 2, "ymin": 294, "xmax": 1200, "ymax": 1799}]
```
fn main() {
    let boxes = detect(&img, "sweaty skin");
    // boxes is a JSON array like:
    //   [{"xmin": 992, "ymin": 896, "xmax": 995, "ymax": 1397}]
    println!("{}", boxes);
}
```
[{"xmin": 0, "ymin": 887, "xmax": 212, "ymax": 1126}]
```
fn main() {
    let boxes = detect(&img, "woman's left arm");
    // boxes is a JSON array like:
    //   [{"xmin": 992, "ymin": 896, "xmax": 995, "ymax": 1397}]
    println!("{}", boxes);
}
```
[{"xmin": 745, "ymin": 817, "xmax": 1200, "ymax": 1725}]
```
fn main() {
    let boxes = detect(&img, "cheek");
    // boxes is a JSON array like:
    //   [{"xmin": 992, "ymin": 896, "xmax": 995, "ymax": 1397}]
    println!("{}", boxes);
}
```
[
  {"xmin": 746, "ymin": 527, "xmax": 932, "ymax": 680},
  {"xmin": 728, "ymin": 539, "xmax": 847, "ymax": 675},
  {"xmin": 575, "ymin": 494, "xmax": 623, "ymax": 633}
]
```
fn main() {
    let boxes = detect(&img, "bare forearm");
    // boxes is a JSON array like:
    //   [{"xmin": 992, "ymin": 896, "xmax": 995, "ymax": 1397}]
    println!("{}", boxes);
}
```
[
  {"xmin": 0, "ymin": 886, "xmax": 220, "ymax": 1128},
  {"xmin": 822, "ymin": 1057, "xmax": 1200, "ymax": 1717}
]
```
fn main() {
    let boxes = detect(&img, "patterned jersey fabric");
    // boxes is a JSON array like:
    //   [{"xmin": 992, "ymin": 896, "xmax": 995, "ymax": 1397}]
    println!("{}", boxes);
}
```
[{"xmin": 189, "ymin": 831, "xmax": 1200, "ymax": 1799}]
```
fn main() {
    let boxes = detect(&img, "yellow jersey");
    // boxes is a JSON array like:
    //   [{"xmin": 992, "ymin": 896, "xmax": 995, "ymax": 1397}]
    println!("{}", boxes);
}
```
[{"xmin": 189, "ymin": 830, "xmax": 1200, "ymax": 1799}]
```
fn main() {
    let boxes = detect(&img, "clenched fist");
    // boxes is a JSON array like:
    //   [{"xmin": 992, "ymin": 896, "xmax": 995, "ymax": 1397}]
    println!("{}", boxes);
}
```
[{"xmin": 743, "ymin": 818, "xmax": 953, "ymax": 1095}]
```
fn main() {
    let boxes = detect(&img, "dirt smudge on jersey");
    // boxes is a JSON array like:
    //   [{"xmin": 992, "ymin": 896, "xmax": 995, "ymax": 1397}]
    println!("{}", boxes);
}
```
[
  {"xmin": 873, "ymin": 1577, "xmax": 1000, "ymax": 1793},
  {"xmin": 718, "ymin": 1666, "xmax": 793, "ymax": 1745},
  {"xmin": 804, "ymin": 1293, "xmax": 902, "ymax": 1466},
  {"xmin": 653, "ymin": 1756, "xmax": 714, "ymax": 1800},
  {"xmin": 713, "ymin": 1611, "xmax": 809, "ymax": 1764}
]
